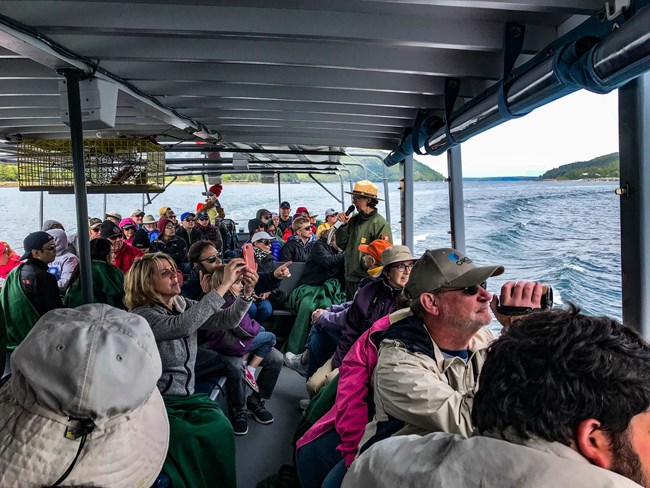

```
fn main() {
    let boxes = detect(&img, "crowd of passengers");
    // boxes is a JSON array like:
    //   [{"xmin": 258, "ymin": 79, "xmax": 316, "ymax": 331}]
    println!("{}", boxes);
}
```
[{"xmin": 1, "ymin": 179, "xmax": 649, "ymax": 488}]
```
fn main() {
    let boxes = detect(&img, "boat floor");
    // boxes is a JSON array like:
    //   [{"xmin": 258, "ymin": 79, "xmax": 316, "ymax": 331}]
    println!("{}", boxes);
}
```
[{"xmin": 235, "ymin": 366, "xmax": 307, "ymax": 488}]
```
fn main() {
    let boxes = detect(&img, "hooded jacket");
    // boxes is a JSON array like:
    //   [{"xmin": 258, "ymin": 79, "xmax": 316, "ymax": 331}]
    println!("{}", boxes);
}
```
[
  {"xmin": 335, "ymin": 209, "xmax": 392, "ymax": 283},
  {"xmin": 357, "ymin": 315, "xmax": 496, "ymax": 453},
  {"xmin": 46, "ymin": 229, "xmax": 80, "ymax": 289},
  {"xmin": 204, "ymin": 295, "xmax": 261, "ymax": 356},
  {"xmin": 299, "ymin": 238, "xmax": 345, "ymax": 286}
]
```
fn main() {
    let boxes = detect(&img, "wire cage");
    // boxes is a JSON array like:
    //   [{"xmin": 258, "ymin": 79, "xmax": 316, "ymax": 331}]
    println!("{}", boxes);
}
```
[{"xmin": 17, "ymin": 138, "xmax": 165, "ymax": 193}]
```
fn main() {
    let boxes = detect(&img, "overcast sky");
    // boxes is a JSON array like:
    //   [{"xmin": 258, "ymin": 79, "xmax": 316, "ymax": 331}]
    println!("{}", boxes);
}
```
[{"xmin": 417, "ymin": 89, "xmax": 619, "ymax": 178}]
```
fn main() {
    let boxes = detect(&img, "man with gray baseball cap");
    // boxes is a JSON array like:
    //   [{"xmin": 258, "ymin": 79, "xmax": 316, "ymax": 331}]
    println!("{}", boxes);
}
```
[{"xmin": 356, "ymin": 247, "xmax": 544, "ymax": 457}]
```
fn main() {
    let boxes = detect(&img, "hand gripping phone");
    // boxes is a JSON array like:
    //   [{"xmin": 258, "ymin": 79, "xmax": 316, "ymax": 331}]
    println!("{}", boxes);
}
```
[{"xmin": 242, "ymin": 242, "xmax": 257, "ymax": 271}]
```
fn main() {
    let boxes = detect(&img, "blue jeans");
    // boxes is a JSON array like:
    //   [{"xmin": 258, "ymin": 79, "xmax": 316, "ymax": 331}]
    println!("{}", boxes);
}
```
[
  {"xmin": 247, "ymin": 299, "xmax": 272, "ymax": 322},
  {"xmin": 249, "ymin": 327, "xmax": 276, "ymax": 358},
  {"xmin": 3, "ymin": 351, "xmax": 11, "ymax": 380},
  {"xmin": 306, "ymin": 323, "xmax": 340, "ymax": 378},
  {"xmin": 323, "ymin": 459, "xmax": 347, "ymax": 488},
  {"xmin": 296, "ymin": 429, "xmax": 344, "ymax": 488}
]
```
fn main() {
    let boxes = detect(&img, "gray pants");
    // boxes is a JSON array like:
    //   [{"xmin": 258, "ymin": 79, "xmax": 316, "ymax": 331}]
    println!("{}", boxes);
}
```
[
  {"xmin": 2, "ymin": 352, "xmax": 10, "ymax": 380},
  {"xmin": 219, "ymin": 347, "xmax": 283, "ymax": 411}
]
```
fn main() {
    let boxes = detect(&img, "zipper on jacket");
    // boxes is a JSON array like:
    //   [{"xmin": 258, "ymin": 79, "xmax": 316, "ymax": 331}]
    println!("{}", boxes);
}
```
[{"xmin": 182, "ymin": 337, "xmax": 192, "ymax": 395}]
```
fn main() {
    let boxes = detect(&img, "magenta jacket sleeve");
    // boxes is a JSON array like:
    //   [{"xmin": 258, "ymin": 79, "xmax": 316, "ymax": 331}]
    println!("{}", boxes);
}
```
[{"xmin": 334, "ymin": 314, "xmax": 392, "ymax": 467}]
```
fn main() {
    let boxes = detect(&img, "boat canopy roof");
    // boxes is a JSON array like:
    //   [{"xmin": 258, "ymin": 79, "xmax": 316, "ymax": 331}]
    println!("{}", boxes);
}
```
[{"xmin": 0, "ymin": 0, "xmax": 648, "ymax": 171}]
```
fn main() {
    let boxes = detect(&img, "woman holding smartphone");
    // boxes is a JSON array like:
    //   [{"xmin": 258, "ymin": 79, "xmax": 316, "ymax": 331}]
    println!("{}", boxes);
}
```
[{"xmin": 125, "ymin": 252, "xmax": 257, "ymax": 488}]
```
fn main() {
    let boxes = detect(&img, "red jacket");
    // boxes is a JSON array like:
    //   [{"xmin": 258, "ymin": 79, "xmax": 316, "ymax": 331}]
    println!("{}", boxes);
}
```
[{"xmin": 113, "ymin": 243, "xmax": 143, "ymax": 274}]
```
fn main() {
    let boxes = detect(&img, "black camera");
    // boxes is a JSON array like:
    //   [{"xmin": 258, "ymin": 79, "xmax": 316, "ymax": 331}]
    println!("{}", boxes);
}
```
[
  {"xmin": 540, "ymin": 285, "xmax": 553, "ymax": 309},
  {"xmin": 497, "ymin": 284, "xmax": 554, "ymax": 316},
  {"xmin": 201, "ymin": 191, "xmax": 215, "ymax": 197}
]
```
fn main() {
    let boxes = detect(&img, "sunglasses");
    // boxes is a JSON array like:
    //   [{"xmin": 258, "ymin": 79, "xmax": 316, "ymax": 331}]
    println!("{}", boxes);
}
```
[
  {"xmin": 257, "ymin": 239, "xmax": 271, "ymax": 246},
  {"xmin": 41, "ymin": 245, "xmax": 56, "ymax": 251},
  {"xmin": 198, "ymin": 217, "xmax": 209, "ymax": 221},
  {"xmin": 301, "ymin": 227, "xmax": 312, "ymax": 232},
  {"xmin": 198, "ymin": 254, "xmax": 219, "ymax": 264},
  {"xmin": 440, "ymin": 281, "xmax": 488, "ymax": 296},
  {"xmin": 184, "ymin": 218, "xmax": 195, "ymax": 222}
]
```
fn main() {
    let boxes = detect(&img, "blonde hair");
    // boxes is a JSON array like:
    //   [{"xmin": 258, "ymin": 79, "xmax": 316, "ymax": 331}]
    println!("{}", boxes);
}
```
[
  {"xmin": 292, "ymin": 216, "xmax": 310, "ymax": 231},
  {"xmin": 124, "ymin": 252, "xmax": 177, "ymax": 309},
  {"xmin": 209, "ymin": 265, "xmax": 226, "ymax": 293}
]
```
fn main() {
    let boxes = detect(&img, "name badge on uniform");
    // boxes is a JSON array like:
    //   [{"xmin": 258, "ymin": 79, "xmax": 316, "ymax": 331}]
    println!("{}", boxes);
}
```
[{"xmin": 360, "ymin": 237, "xmax": 367, "ymax": 244}]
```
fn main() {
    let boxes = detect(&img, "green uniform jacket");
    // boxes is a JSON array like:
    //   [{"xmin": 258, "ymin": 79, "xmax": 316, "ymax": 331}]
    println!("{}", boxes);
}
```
[
  {"xmin": 335, "ymin": 209, "xmax": 392, "ymax": 283},
  {"xmin": 0, "ymin": 265, "xmax": 41, "ymax": 351},
  {"xmin": 64, "ymin": 260, "xmax": 126, "ymax": 309}
]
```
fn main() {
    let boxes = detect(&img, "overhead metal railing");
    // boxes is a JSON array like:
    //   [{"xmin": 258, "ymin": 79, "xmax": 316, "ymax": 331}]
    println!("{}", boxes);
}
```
[{"xmin": 385, "ymin": 1, "xmax": 650, "ymax": 165}]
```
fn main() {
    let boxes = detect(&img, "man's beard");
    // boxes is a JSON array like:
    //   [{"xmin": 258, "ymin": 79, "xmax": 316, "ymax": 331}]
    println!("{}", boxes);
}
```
[{"xmin": 611, "ymin": 430, "xmax": 649, "ymax": 487}]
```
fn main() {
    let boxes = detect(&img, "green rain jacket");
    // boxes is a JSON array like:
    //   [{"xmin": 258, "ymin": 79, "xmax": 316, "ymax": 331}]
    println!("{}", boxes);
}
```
[
  {"xmin": 335, "ymin": 209, "xmax": 392, "ymax": 284},
  {"xmin": 64, "ymin": 260, "xmax": 126, "ymax": 309}
]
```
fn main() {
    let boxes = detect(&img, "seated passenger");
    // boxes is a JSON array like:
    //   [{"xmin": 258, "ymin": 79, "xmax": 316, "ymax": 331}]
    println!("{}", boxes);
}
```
[
  {"xmin": 0, "ymin": 304, "xmax": 168, "ymax": 487},
  {"xmin": 1, "ymin": 232, "xmax": 63, "ymax": 375},
  {"xmin": 264, "ymin": 221, "xmax": 283, "ymax": 260},
  {"xmin": 343, "ymin": 305, "xmax": 650, "ymax": 488},
  {"xmin": 131, "ymin": 228, "xmax": 152, "ymax": 253},
  {"xmin": 178, "ymin": 211, "xmax": 202, "ymax": 248},
  {"xmin": 357, "ymin": 249, "xmax": 539, "ymax": 455},
  {"xmin": 118, "ymin": 217, "xmax": 138, "ymax": 246},
  {"xmin": 280, "ymin": 217, "xmax": 314, "ymax": 263},
  {"xmin": 126, "ymin": 253, "xmax": 256, "ymax": 488},
  {"xmin": 0, "ymin": 241, "xmax": 21, "ymax": 279},
  {"xmin": 142, "ymin": 214, "xmax": 159, "ymax": 242},
  {"xmin": 284, "ymin": 239, "xmax": 395, "ymax": 377},
  {"xmin": 100, "ymin": 220, "xmax": 143, "ymax": 274},
  {"xmin": 195, "ymin": 211, "xmax": 223, "ymax": 253},
  {"xmin": 305, "ymin": 245, "xmax": 414, "ymax": 397},
  {"xmin": 298, "ymin": 228, "xmax": 345, "ymax": 288},
  {"xmin": 203, "ymin": 266, "xmax": 282, "ymax": 436},
  {"xmin": 251, "ymin": 231, "xmax": 278, "ymax": 274},
  {"xmin": 316, "ymin": 208, "xmax": 339, "ymax": 238},
  {"xmin": 151, "ymin": 217, "xmax": 189, "ymax": 272},
  {"xmin": 45, "ymin": 228, "xmax": 79, "ymax": 290},
  {"xmin": 64, "ymin": 237, "xmax": 125, "ymax": 309}
]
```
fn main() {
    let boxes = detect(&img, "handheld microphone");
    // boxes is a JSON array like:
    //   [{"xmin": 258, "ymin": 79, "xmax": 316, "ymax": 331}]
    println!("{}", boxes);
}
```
[{"xmin": 328, "ymin": 205, "xmax": 356, "ymax": 244}]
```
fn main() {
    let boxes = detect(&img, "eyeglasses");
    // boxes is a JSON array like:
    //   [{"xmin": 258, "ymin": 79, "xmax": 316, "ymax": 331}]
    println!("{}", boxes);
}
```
[
  {"xmin": 262, "ymin": 215, "xmax": 271, "ymax": 220},
  {"xmin": 257, "ymin": 239, "xmax": 271, "ymax": 246},
  {"xmin": 391, "ymin": 263, "xmax": 414, "ymax": 272},
  {"xmin": 351, "ymin": 195, "xmax": 367, "ymax": 201},
  {"xmin": 198, "ymin": 254, "xmax": 219, "ymax": 264},
  {"xmin": 168, "ymin": 214, "xmax": 176, "ymax": 219},
  {"xmin": 440, "ymin": 281, "xmax": 488, "ymax": 296},
  {"xmin": 41, "ymin": 245, "xmax": 56, "ymax": 251},
  {"xmin": 165, "ymin": 225, "xmax": 175, "ymax": 230},
  {"xmin": 198, "ymin": 217, "xmax": 209, "ymax": 221},
  {"xmin": 300, "ymin": 227, "xmax": 312, "ymax": 232}
]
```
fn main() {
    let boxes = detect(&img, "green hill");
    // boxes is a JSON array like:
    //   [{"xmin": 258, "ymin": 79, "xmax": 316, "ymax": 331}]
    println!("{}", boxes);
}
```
[{"xmin": 540, "ymin": 152, "xmax": 619, "ymax": 180}]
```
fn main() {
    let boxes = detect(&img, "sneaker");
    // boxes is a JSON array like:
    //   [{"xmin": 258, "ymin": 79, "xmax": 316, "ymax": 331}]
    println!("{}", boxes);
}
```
[
  {"xmin": 247, "ymin": 400, "xmax": 274, "ymax": 424},
  {"xmin": 284, "ymin": 351, "xmax": 308, "ymax": 377},
  {"xmin": 244, "ymin": 368, "xmax": 260, "ymax": 393},
  {"xmin": 298, "ymin": 398, "xmax": 310, "ymax": 411},
  {"xmin": 233, "ymin": 411, "xmax": 249, "ymax": 436}
]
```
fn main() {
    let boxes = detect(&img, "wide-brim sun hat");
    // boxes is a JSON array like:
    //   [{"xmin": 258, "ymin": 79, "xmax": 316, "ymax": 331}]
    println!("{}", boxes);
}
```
[
  {"xmin": 0, "ymin": 304, "xmax": 169, "ymax": 487},
  {"xmin": 142, "ymin": 214, "xmax": 158, "ymax": 225},
  {"xmin": 345, "ymin": 180, "xmax": 383, "ymax": 201},
  {"xmin": 381, "ymin": 245, "xmax": 416, "ymax": 267}
]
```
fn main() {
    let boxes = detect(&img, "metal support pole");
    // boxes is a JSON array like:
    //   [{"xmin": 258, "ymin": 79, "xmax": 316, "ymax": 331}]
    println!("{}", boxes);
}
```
[
  {"xmin": 619, "ymin": 72, "xmax": 650, "ymax": 335},
  {"xmin": 400, "ymin": 154, "xmax": 414, "ymax": 250},
  {"xmin": 38, "ymin": 191, "xmax": 44, "ymax": 230},
  {"xmin": 308, "ymin": 173, "xmax": 343, "ymax": 203},
  {"xmin": 339, "ymin": 174, "xmax": 346, "ymax": 212},
  {"xmin": 447, "ymin": 146, "xmax": 466, "ymax": 253},
  {"xmin": 103, "ymin": 193, "xmax": 107, "ymax": 216},
  {"xmin": 382, "ymin": 163, "xmax": 391, "ymax": 227},
  {"xmin": 277, "ymin": 171, "xmax": 282, "ymax": 208},
  {"xmin": 141, "ymin": 193, "xmax": 145, "ymax": 211},
  {"xmin": 60, "ymin": 70, "xmax": 93, "ymax": 303},
  {"xmin": 202, "ymin": 174, "xmax": 209, "ymax": 192}
]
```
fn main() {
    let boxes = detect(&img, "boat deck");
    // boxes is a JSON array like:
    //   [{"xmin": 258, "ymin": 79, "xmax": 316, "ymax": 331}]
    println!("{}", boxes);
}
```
[{"xmin": 235, "ymin": 366, "xmax": 306, "ymax": 488}]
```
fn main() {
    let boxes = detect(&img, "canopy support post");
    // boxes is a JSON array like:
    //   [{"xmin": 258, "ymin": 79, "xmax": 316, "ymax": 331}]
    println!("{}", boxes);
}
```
[
  {"xmin": 447, "ymin": 145, "xmax": 466, "ymax": 253},
  {"xmin": 277, "ymin": 171, "xmax": 282, "ymax": 208},
  {"xmin": 619, "ymin": 72, "xmax": 650, "ymax": 335},
  {"xmin": 59, "ymin": 69, "xmax": 93, "ymax": 304},
  {"xmin": 308, "ymin": 173, "xmax": 342, "ymax": 204},
  {"xmin": 400, "ymin": 154, "xmax": 414, "ymax": 250}
]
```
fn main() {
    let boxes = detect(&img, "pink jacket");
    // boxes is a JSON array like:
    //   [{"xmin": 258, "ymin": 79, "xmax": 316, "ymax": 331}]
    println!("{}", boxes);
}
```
[{"xmin": 296, "ymin": 308, "xmax": 411, "ymax": 467}]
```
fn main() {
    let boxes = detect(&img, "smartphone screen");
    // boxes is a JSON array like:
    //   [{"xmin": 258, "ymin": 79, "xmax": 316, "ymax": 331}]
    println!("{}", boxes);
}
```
[{"xmin": 243, "ymin": 243, "xmax": 257, "ymax": 271}]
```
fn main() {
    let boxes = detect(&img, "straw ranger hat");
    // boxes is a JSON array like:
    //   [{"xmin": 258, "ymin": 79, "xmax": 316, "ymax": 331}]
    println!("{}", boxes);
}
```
[
  {"xmin": 0, "ymin": 304, "xmax": 169, "ymax": 487},
  {"xmin": 345, "ymin": 180, "xmax": 383, "ymax": 200}
]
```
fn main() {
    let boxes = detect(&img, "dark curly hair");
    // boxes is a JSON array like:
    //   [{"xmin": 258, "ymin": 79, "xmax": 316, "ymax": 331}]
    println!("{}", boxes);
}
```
[{"xmin": 473, "ymin": 304, "xmax": 650, "ymax": 445}]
